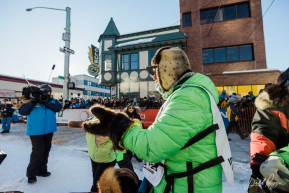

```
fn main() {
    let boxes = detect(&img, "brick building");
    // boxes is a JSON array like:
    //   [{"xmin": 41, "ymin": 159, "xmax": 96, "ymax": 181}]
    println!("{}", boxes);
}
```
[{"xmin": 179, "ymin": 0, "xmax": 280, "ymax": 95}]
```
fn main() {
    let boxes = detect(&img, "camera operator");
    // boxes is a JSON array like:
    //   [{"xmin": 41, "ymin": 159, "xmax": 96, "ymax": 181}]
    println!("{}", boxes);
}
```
[{"xmin": 19, "ymin": 84, "xmax": 62, "ymax": 183}]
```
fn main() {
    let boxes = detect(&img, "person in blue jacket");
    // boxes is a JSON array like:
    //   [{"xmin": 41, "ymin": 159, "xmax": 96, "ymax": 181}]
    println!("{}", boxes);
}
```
[
  {"xmin": 19, "ymin": 84, "xmax": 62, "ymax": 184},
  {"xmin": 219, "ymin": 90, "xmax": 227, "ymax": 99}
]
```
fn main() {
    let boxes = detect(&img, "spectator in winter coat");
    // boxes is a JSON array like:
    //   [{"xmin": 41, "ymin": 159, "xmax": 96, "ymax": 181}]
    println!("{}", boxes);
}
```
[
  {"xmin": 70, "ymin": 99, "xmax": 80, "ymax": 109},
  {"xmin": 80, "ymin": 101, "xmax": 86, "ymax": 109},
  {"xmin": 85, "ymin": 99, "xmax": 90, "ymax": 108},
  {"xmin": 219, "ymin": 90, "xmax": 227, "ymax": 99},
  {"xmin": 139, "ymin": 97, "xmax": 151, "ymax": 111},
  {"xmin": 63, "ymin": 100, "xmax": 70, "ymax": 109},
  {"xmin": 248, "ymin": 91, "xmax": 255, "ymax": 99},
  {"xmin": 152, "ymin": 98, "xmax": 161, "ymax": 108},
  {"xmin": 250, "ymin": 68, "xmax": 289, "ymax": 192},
  {"xmin": 96, "ymin": 98, "xmax": 103, "ymax": 105},
  {"xmin": 245, "ymin": 95, "xmax": 254, "ymax": 107},
  {"xmin": 217, "ymin": 97, "xmax": 223, "ymax": 108},
  {"xmin": 82, "ymin": 47, "xmax": 230, "ymax": 193},
  {"xmin": 103, "ymin": 97, "xmax": 110, "ymax": 107},
  {"xmin": 221, "ymin": 96, "xmax": 229, "ymax": 109},
  {"xmin": 1, "ymin": 99, "xmax": 14, "ymax": 133},
  {"xmin": 111, "ymin": 99, "xmax": 119, "ymax": 108},
  {"xmin": 236, "ymin": 95, "xmax": 243, "ymax": 107},
  {"xmin": 226, "ymin": 97, "xmax": 248, "ymax": 141}
]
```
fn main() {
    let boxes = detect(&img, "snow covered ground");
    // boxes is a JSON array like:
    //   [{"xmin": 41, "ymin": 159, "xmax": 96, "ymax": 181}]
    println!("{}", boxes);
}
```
[{"xmin": 0, "ymin": 124, "xmax": 252, "ymax": 193}]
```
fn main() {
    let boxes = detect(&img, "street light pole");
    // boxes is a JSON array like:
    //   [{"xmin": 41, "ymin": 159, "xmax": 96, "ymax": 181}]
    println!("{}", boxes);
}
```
[
  {"xmin": 26, "ymin": 6, "xmax": 71, "ymax": 105},
  {"xmin": 63, "ymin": 7, "xmax": 71, "ymax": 103}
]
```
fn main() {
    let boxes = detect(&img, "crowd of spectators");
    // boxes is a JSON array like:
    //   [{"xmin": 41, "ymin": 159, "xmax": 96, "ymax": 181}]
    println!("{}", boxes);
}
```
[
  {"xmin": 59, "ymin": 95, "xmax": 164, "ymax": 110},
  {"xmin": 217, "ymin": 90, "xmax": 257, "ymax": 109}
]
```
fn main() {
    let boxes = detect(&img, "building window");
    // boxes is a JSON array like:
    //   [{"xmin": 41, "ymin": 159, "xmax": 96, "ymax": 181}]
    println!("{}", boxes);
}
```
[
  {"xmin": 87, "ymin": 81, "xmax": 92, "ymax": 86},
  {"xmin": 104, "ymin": 55, "xmax": 112, "ymax": 71},
  {"xmin": 131, "ymin": 53, "xmax": 139, "ymax": 70},
  {"xmin": 240, "ymin": 45, "xmax": 253, "ymax": 61},
  {"xmin": 121, "ymin": 53, "xmax": 139, "ymax": 70},
  {"xmin": 214, "ymin": 48, "xmax": 226, "ymax": 63},
  {"xmin": 122, "ymin": 54, "xmax": 129, "ymax": 70},
  {"xmin": 87, "ymin": 91, "xmax": 92, "ymax": 96},
  {"xmin": 203, "ymin": 44, "xmax": 253, "ymax": 64},
  {"xmin": 202, "ymin": 49, "xmax": 214, "ymax": 64},
  {"xmin": 182, "ymin": 13, "xmax": 192, "ymax": 27},
  {"xmin": 149, "ymin": 51, "xmax": 157, "ymax": 66},
  {"xmin": 226, "ymin": 46, "xmax": 239, "ymax": 62},
  {"xmin": 237, "ymin": 3, "xmax": 250, "ymax": 18},
  {"xmin": 200, "ymin": 2, "xmax": 250, "ymax": 24},
  {"xmin": 224, "ymin": 5, "xmax": 236, "ymax": 20}
]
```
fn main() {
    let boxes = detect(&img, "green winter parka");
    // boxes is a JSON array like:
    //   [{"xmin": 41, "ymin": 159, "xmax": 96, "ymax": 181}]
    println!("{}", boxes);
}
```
[
  {"xmin": 86, "ymin": 133, "xmax": 116, "ymax": 163},
  {"xmin": 122, "ymin": 73, "xmax": 222, "ymax": 193}
]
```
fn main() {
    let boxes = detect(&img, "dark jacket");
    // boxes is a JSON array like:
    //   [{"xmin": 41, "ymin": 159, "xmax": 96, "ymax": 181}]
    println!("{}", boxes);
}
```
[
  {"xmin": 226, "ymin": 102, "xmax": 242, "ymax": 122},
  {"xmin": 19, "ymin": 98, "xmax": 62, "ymax": 136},
  {"xmin": 140, "ymin": 100, "xmax": 151, "ymax": 108},
  {"xmin": 250, "ymin": 85, "xmax": 289, "ymax": 170},
  {"xmin": 1, "ymin": 102, "xmax": 14, "ymax": 117}
]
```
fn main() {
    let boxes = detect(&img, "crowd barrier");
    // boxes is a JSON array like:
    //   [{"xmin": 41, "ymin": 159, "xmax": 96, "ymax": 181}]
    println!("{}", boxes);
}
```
[{"xmin": 5, "ymin": 106, "xmax": 256, "ymax": 134}]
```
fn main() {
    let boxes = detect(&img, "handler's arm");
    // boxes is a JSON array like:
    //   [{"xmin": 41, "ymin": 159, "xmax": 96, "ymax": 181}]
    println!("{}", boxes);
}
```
[{"xmin": 122, "ymin": 88, "xmax": 206, "ymax": 163}]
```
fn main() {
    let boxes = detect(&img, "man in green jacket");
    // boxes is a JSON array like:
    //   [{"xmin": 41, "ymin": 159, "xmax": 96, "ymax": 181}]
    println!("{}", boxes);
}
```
[{"xmin": 83, "ymin": 46, "xmax": 232, "ymax": 192}]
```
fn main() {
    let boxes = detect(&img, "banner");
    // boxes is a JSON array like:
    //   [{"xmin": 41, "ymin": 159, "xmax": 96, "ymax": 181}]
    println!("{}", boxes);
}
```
[
  {"xmin": 91, "ymin": 44, "xmax": 99, "ymax": 64},
  {"xmin": 56, "ymin": 109, "xmax": 121, "ymax": 124},
  {"xmin": 0, "ymin": 89, "xmax": 15, "ymax": 98}
]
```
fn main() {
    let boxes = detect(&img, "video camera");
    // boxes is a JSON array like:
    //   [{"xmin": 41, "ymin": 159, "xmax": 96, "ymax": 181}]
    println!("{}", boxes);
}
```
[{"xmin": 22, "ymin": 84, "xmax": 50, "ymax": 103}]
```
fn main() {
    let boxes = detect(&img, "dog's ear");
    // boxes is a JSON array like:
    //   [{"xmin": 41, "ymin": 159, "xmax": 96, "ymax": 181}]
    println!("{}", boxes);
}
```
[
  {"xmin": 81, "ymin": 119, "xmax": 108, "ymax": 136},
  {"xmin": 90, "ymin": 104, "xmax": 116, "ymax": 121}
]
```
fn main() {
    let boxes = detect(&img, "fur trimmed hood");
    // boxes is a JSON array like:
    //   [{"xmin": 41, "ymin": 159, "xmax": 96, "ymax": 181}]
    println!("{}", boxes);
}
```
[
  {"xmin": 255, "ymin": 84, "xmax": 289, "ymax": 110},
  {"xmin": 97, "ymin": 167, "xmax": 139, "ymax": 193},
  {"xmin": 123, "ymin": 105, "xmax": 140, "ymax": 114},
  {"xmin": 151, "ymin": 46, "xmax": 191, "ymax": 91}
]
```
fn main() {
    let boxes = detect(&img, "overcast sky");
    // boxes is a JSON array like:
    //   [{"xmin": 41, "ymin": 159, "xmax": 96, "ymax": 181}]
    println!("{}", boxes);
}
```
[{"xmin": 0, "ymin": 0, "xmax": 288, "ymax": 82}]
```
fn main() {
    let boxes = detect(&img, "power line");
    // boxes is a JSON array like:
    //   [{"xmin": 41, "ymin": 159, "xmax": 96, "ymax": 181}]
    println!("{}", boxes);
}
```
[{"xmin": 244, "ymin": 0, "xmax": 276, "ymax": 42}]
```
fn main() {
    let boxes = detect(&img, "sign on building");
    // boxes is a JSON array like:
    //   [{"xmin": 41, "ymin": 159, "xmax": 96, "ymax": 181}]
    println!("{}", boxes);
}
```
[
  {"xmin": 0, "ymin": 89, "xmax": 15, "ymax": 98},
  {"xmin": 91, "ymin": 44, "xmax": 99, "ymax": 64}
]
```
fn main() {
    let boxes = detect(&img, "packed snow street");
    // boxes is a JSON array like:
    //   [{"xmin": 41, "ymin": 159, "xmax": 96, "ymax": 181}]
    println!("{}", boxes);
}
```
[{"xmin": 0, "ymin": 124, "xmax": 252, "ymax": 193}]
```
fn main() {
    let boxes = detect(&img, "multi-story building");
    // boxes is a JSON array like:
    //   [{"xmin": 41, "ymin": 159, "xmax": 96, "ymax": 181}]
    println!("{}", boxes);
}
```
[
  {"xmin": 179, "ymin": 0, "xmax": 280, "ymax": 95},
  {"xmin": 97, "ymin": 0, "xmax": 281, "ymax": 98},
  {"xmin": 52, "ymin": 74, "xmax": 110, "ymax": 99},
  {"xmin": 98, "ymin": 18, "xmax": 187, "ymax": 99}
]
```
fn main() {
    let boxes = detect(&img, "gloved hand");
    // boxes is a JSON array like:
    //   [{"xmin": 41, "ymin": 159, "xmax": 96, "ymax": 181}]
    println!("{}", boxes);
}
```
[
  {"xmin": 260, "ymin": 156, "xmax": 289, "ymax": 191},
  {"xmin": 31, "ymin": 95, "xmax": 40, "ymax": 104},
  {"xmin": 81, "ymin": 104, "xmax": 134, "ymax": 150}
]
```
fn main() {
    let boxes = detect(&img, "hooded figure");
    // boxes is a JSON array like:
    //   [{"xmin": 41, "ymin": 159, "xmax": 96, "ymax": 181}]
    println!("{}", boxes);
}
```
[
  {"xmin": 85, "ymin": 99, "xmax": 91, "ymax": 108},
  {"xmin": 249, "ymin": 68, "xmax": 289, "ymax": 192},
  {"xmin": 219, "ymin": 90, "xmax": 227, "ymax": 99},
  {"xmin": 81, "ymin": 47, "xmax": 231, "ymax": 193}
]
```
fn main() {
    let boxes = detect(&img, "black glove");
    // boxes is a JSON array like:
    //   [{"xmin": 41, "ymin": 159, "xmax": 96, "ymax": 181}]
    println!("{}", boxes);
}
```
[
  {"xmin": 81, "ymin": 104, "xmax": 134, "ymax": 150},
  {"xmin": 31, "ymin": 95, "xmax": 40, "ymax": 104}
]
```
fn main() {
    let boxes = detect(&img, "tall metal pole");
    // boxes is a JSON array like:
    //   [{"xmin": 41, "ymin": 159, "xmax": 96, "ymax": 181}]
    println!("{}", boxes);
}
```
[{"xmin": 63, "ymin": 7, "xmax": 71, "ymax": 103}]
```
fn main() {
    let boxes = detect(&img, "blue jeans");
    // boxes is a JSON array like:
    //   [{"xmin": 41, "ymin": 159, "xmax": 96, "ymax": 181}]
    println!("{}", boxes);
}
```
[{"xmin": 2, "ymin": 117, "xmax": 12, "ymax": 131}]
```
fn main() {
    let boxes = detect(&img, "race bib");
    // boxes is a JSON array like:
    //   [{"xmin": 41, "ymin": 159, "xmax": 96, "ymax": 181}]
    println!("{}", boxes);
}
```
[{"xmin": 143, "ymin": 160, "xmax": 165, "ymax": 186}]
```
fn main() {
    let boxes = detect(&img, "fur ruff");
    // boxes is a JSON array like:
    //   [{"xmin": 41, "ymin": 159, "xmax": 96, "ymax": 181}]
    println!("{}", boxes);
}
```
[
  {"xmin": 255, "ymin": 84, "xmax": 289, "ymax": 110},
  {"xmin": 98, "ymin": 167, "xmax": 139, "ymax": 193}
]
